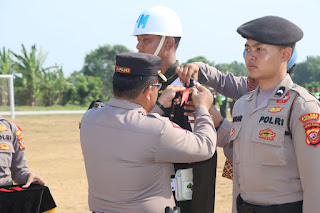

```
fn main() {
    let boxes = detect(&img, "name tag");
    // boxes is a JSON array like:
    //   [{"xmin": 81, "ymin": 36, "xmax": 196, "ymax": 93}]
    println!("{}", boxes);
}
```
[{"xmin": 171, "ymin": 178, "xmax": 176, "ymax": 191}]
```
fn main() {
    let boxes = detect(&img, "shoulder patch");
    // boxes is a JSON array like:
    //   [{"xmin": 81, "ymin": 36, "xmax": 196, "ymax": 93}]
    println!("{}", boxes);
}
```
[
  {"xmin": 0, "ymin": 125, "xmax": 7, "ymax": 132},
  {"xmin": 303, "ymin": 122, "xmax": 320, "ymax": 147},
  {"xmin": 299, "ymin": 113, "xmax": 319, "ymax": 123},
  {"xmin": 15, "ymin": 130, "xmax": 25, "ymax": 150}
]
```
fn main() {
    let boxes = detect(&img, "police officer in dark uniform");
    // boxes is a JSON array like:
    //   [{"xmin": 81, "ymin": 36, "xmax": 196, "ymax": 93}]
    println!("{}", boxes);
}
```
[{"xmin": 133, "ymin": 6, "xmax": 217, "ymax": 213}]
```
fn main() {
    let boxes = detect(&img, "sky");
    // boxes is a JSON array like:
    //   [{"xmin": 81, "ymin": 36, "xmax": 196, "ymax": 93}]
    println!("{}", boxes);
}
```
[{"xmin": 1, "ymin": 0, "xmax": 320, "ymax": 76}]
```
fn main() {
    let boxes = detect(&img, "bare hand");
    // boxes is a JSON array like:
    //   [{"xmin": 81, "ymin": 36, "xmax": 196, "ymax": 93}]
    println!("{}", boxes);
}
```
[
  {"xmin": 209, "ymin": 105, "xmax": 224, "ymax": 127},
  {"xmin": 191, "ymin": 85, "xmax": 213, "ymax": 110},
  {"xmin": 22, "ymin": 173, "xmax": 46, "ymax": 188},
  {"xmin": 176, "ymin": 63, "xmax": 200, "ymax": 86},
  {"xmin": 158, "ymin": 85, "xmax": 185, "ymax": 108}
]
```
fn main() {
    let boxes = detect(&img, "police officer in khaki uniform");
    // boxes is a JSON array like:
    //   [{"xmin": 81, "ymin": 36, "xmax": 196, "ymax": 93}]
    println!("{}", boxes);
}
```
[
  {"xmin": 133, "ymin": 6, "xmax": 218, "ymax": 212},
  {"xmin": 0, "ymin": 118, "xmax": 45, "ymax": 187},
  {"xmin": 80, "ymin": 52, "xmax": 217, "ymax": 213},
  {"xmin": 230, "ymin": 16, "xmax": 320, "ymax": 212}
]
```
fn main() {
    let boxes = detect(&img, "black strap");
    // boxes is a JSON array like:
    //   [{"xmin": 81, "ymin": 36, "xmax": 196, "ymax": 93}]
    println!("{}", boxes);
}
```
[
  {"xmin": 285, "ymin": 93, "xmax": 299, "ymax": 138},
  {"xmin": 155, "ymin": 100, "xmax": 167, "ymax": 112}
]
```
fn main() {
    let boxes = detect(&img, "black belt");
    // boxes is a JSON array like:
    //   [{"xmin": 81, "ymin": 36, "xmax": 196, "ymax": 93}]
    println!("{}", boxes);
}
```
[{"xmin": 236, "ymin": 194, "xmax": 302, "ymax": 213}]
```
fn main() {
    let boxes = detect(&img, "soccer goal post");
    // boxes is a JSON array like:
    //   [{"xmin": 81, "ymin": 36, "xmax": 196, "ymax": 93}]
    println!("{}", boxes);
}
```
[{"xmin": 0, "ymin": 75, "xmax": 15, "ymax": 119}]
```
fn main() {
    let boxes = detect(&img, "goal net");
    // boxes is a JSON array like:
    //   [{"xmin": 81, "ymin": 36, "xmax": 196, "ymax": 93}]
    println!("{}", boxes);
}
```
[{"xmin": 0, "ymin": 75, "xmax": 15, "ymax": 119}]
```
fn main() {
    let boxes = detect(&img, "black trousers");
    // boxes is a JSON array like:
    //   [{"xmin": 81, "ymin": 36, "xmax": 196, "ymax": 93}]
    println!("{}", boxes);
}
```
[
  {"xmin": 236, "ymin": 194, "xmax": 302, "ymax": 213},
  {"xmin": 175, "ymin": 152, "xmax": 217, "ymax": 213}
]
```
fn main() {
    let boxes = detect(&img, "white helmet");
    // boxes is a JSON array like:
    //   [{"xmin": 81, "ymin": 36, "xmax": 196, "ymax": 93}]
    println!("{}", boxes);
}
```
[
  {"xmin": 133, "ymin": 6, "xmax": 183, "ymax": 37},
  {"xmin": 133, "ymin": 6, "xmax": 183, "ymax": 56}
]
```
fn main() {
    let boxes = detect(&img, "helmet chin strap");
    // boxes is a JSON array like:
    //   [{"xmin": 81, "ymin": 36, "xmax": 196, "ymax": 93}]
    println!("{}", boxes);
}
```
[{"xmin": 153, "ymin": 36, "xmax": 166, "ymax": 56}]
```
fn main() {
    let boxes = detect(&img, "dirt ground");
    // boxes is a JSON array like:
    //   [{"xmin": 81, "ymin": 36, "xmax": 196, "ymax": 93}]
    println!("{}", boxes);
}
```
[{"xmin": 4, "ymin": 114, "xmax": 232, "ymax": 213}]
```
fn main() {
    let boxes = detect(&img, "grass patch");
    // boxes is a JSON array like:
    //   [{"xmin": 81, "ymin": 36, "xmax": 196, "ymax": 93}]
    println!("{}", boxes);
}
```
[{"xmin": 0, "ymin": 105, "xmax": 87, "ymax": 111}]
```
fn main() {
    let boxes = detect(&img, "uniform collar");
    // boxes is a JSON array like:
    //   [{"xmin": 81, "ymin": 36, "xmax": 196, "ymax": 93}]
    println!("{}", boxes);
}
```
[
  {"xmin": 269, "ymin": 74, "xmax": 294, "ymax": 100},
  {"xmin": 161, "ymin": 60, "xmax": 180, "ymax": 89},
  {"xmin": 108, "ymin": 98, "xmax": 147, "ymax": 114},
  {"xmin": 247, "ymin": 74, "xmax": 294, "ymax": 101},
  {"xmin": 245, "ymin": 74, "xmax": 294, "ymax": 114}
]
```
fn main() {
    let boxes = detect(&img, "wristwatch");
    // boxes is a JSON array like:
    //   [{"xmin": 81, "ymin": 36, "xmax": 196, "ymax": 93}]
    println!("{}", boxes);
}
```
[{"xmin": 156, "ymin": 100, "xmax": 167, "ymax": 112}]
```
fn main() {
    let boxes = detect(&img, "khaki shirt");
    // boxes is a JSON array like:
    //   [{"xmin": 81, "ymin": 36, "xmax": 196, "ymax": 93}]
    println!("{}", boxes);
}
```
[
  {"xmin": 195, "ymin": 62, "xmax": 248, "ymax": 158},
  {"xmin": 230, "ymin": 75, "xmax": 320, "ymax": 212},
  {"xmin": 80, "ymin": 98, "xmax": 216, "ymax": 213},
  {"xmin": 195, "ymin": 62, "xmax": 248, "ymax": 100},
  {"xmin": 0, "ymin": 118, "xmax": 30, "ymax": 185}
]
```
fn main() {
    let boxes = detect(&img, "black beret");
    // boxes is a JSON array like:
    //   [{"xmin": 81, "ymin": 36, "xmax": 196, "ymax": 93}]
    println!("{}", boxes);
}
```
[
  {"xmin": 237, "ymin": 16, "xmax": 303, "ymax": 45},
  {"xmin": 115, "ymin": 52, "xmax": 161, "ymax": 76}
]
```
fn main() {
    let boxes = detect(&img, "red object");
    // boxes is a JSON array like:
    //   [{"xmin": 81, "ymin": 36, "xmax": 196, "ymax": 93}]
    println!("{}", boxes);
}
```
[{"xmin": 180, "ymin": 88, "xmax": 190, "ymax": 106}]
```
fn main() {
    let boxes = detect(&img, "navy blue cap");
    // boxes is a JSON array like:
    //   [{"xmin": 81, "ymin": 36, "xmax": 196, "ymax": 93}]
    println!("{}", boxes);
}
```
[{"xmin": 237, "ymin": 16, "xmax": 303, "ymax": 45}]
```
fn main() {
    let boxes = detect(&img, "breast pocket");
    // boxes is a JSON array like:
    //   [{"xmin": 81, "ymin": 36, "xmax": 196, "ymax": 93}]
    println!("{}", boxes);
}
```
[
  {"xmin": 0, "ymin": 143, "xmax": 14, "ymax": 167},
  {"xmin": 251, "ymin": 126, "xmax": 286, "ymax": 166},
  {"xmin": 230, "ymin": 125, "xmax": 242, "ymax": 164}
]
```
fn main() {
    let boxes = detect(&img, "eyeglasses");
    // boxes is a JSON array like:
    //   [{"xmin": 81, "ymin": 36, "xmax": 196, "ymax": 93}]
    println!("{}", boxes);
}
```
[
  {"xmin": 150, "ymin": 83, "xmax": 162, "ymax": 91},
  {"xmin": 143, "ymin": 83, "xmax": 162, "ymax": 93}
]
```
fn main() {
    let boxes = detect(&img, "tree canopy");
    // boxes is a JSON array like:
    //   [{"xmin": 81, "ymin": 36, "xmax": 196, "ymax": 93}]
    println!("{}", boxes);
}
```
[
  {"xmin": 80, "ymin": 44, "xmax": 131, "ymax": 98},
  {"xmin": 1, "ymin": 44, "xmax": 320, "ymax": 107}
]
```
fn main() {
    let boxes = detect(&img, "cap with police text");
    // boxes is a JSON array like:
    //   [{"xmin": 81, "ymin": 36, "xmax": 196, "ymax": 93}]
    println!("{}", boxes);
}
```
[
  {"xmin": 237, "ymin": 16, "xmax": 303, "ymax": 45},
  {"xmin": 115, "ymin": 52, "xmax": 167, "ymax": 82}
]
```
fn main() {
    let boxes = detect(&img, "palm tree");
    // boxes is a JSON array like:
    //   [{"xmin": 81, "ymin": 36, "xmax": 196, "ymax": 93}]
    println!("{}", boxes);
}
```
[
  {"xmin": 0, "ymin": 47, "xmax": 14, "ymax": 105},
  {"xmin": 39, "ymin": 66, "xmax": 65, "ymax": 106},
  {"xmin": 11, "ymin": 44, "xmax": 47, "ymax": 106}
]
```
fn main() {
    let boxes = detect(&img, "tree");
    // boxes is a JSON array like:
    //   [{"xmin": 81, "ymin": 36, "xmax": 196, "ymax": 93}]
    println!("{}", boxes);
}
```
[
  {"xmin": 215, "ymin": 61, "xmax": 248, "ymax": 77},
  {"xmin": 80, "ymin": 44, "xmax": 131, "ymax": 98},
  {"xmin": 11, "ymin": 45, "xmax": 51, "ymax": 106},
  {"xmin": 0, "ymin": 47, "xmax": 14, "ymax": 105},
  {"xmin": 185, "ymin": 56, "xmax": 214, "ymax": 66},
  {"xmin": 292, "ymin": 56, "xmax": 320, "ymax": 86},
  {"xmin": 39, "ymin": 66, "xmax": 66, "ymax": 106},
  {"xmin": 62, "ymin": 73, "xmax": 104, "ymax": 106}
]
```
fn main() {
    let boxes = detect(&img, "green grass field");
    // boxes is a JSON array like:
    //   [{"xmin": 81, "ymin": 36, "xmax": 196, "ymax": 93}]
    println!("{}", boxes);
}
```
[{"xmin": 0, "ymin": 105, "xmax": 87, "ymax": 111}]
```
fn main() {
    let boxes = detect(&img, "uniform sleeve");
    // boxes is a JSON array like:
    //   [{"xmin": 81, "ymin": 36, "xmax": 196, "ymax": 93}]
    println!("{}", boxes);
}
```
[
  {"xmin": 216, "ymin": 119, "xmax": 233, "ymax": 161},
  {"xmin": 149, "ymin": 103, "xmax": 164, "ymax": 115},
  {"xmin": 155, "ymin": 104, "xmax": 216, "ymax": 163},
  {"xmin": 232, "ymin": 150, "xmax": 240, "ymax": 213},
  {"xmin": 10, "ymin": 123, "xmax": 31, "ymax": 184},
  {"xmin": 195, "ymin": 62, "xmax": 248, "ymax": 100},
  {"xmin": 291, "ymin": 99, "xmax": 320, "ymax": 212}
]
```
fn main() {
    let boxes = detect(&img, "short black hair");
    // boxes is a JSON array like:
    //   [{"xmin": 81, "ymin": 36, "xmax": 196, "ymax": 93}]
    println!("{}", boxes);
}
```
[
  {"xmin": 113, "ymin": 72, "xmax": 158, "ymax": 99},
  {"xmin": 174, "ymin": 37, "xmax": 181, "ymax": 50}
]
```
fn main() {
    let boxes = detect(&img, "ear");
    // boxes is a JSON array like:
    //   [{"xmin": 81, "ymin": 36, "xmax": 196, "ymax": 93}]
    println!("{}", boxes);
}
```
[
  {"xmin": 281, "ymin": 47, "xmax": 292, "ymax": 63},
  {"xmin": 143, "ymin": 85, "xmax": 152, "ymax": 101},
  {"xmin": 164, "ymin": 37, "xmax": 175, "ymax": 50}
]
